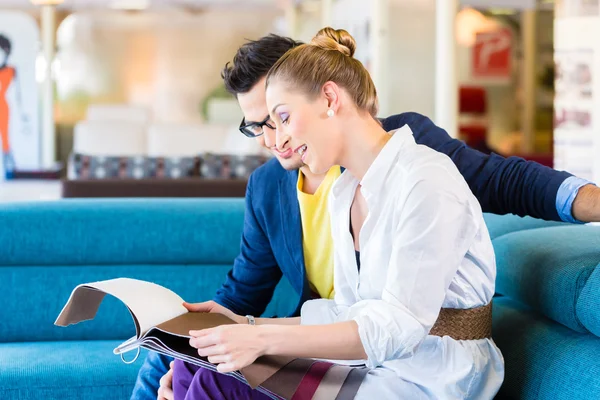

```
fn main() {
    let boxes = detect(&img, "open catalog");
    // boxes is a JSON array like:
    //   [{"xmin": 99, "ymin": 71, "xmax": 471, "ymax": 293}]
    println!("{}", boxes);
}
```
[{"xmin": 55, "ymin": 278, "xmax": 368, "ymax": 400}]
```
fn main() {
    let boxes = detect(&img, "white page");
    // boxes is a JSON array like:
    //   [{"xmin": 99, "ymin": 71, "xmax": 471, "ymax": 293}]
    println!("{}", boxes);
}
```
[{"xmin": 83, "ymin": 278, "xmax": 187, "ymax": 335}]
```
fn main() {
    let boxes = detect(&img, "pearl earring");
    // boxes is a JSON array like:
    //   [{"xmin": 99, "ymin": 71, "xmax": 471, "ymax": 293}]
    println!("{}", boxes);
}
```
[{"xmin": 327, "ymin": 109, "xmax": 335, "ymax": 118}]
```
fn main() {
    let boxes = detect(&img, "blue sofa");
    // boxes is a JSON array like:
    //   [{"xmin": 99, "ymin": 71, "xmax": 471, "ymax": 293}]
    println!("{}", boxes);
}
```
[{"xmin": 0, "ymin": 199, "xmax": 598, "ymax": 399}]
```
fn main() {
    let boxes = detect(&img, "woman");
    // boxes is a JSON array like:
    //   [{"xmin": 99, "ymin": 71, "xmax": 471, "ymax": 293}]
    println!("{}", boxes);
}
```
[{"xmin": 173, "ymin": 27, "xmax": 504, "ymax": 400}]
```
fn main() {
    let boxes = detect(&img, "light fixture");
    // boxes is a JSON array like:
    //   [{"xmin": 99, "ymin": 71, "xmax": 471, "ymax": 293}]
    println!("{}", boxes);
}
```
[
  {"xmin": 29, "ymin": 0, "xmax": 65, "ymax": 5},
  {"xmin": 456, "ymin": 7, "xmax": 500, "ymax": 47},
  {"xmin": 109, "ymin": 0, "xmax": 150, "ymax": 10},
  {"xmin": 488, "ymin": 8, "xmax": 518, "ymax": 15}
]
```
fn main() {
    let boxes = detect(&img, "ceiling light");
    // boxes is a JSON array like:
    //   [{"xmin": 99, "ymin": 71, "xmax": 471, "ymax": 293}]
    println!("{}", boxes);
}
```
[
  {"xmin": 488, "ymin": 8, "xmax": 518, "ymax": 15},
  {"xmin": 30, "ymin": 0, "xmax": 65, "ymax": 5},
  {"xmin": 109, "ymin": 0, "xmax": 150, "ymax": 10}
]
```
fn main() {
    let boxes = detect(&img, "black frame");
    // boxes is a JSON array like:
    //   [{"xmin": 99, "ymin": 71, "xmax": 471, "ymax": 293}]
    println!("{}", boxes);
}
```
[{"xmin": 238, "ymin": 115, "xmax": 276, "ymax": 138}]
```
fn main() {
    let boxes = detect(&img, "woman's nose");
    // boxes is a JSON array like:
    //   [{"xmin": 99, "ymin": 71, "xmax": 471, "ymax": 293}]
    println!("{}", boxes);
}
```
[{"xmin": 263, "ymin": 125, "xmax": 277, "ymax": 148}]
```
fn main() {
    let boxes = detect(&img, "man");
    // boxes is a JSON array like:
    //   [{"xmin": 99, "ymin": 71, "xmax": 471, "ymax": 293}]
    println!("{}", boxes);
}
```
[{"xmin": 132, "ymin": 34, "xmax": 600, "ymax": 400}]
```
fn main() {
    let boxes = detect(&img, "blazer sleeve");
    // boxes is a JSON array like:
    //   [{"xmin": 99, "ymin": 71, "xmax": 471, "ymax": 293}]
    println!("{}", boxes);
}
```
[
  {"xmin": 212, "ymin": 172, "xmax": 283, "ymax": 317},
  {"xmin": 382, "ymin": 112, "xmax": 572, "ymax": 221}
]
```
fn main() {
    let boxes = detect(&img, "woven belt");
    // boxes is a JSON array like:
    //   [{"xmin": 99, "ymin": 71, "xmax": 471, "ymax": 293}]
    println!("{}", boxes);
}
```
[{"xmin": 429, "ymin": 302, "xmax": 493, "ymax": 341}]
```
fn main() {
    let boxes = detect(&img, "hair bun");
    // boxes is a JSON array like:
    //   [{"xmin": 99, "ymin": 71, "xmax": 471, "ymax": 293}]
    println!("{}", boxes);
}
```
[{"xmin": 310, "ymin": 27, "xmax": 356, "ymax": 57}]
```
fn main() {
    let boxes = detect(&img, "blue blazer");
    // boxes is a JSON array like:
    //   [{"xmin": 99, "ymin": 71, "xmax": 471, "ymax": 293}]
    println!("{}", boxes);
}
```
[{"xmin": 213, "ymin": 112, "xmax": 572, "ymax": 317}]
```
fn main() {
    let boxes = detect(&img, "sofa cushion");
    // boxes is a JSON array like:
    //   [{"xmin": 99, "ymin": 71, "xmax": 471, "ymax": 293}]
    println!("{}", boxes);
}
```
[
  {"xmin": 0, "ymin": 341, "xmax": 141, "ymax": 399},
  {"xmin": 0, "ymin": 262, "xmax": 297, "ymax": 342},
  {"xmin": 0, "ymin": 199, "xmax": 245, "ymax": 266},
  {"xmin": 70, "ymin": 153, "xmax": 201, "ymax": 179},
  {"xmin": 493, "ymin": 225, "xmax": 600, "ymax": 334},
  {"xmin": 576, "ymin": 265, "xmax": 600, "ymax": 336},
  {"xmin": 1, "ymin": 264, "xmax": 228, "ymax": 342},
  {"xmin": 492, "ymin": 297, "xmax": 600, "ymax": 400},
  {"xmin": 483, "ymin": 213, "xmax": 566, "ymax": 240},
  {"xmin": 200, "ymin": 154, "xmax": 270, "ymax": 179}
]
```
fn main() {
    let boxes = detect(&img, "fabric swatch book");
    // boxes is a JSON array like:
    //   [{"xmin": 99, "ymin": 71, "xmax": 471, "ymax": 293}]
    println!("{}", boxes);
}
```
[{"xmin": 55, "ymin": 278, "xmax": 368, "ymax": 400}]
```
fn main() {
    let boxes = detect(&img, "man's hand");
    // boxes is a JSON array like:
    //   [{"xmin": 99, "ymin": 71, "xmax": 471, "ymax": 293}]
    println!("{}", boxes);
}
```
[
  {"xmin": 572, "ymin": 184, "xmax": 600, "ymax": 223},
  {"xmin": 157, "ymin": 361, "xmax": 174, "ymax": 400},
  {"xmin": 183, "ymin": 301, "xmax": 245, "ymax": 324}
]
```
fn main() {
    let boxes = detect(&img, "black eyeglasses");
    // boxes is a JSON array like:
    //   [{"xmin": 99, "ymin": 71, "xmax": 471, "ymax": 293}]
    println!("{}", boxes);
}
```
[{"xmin": 239, "ymin": 115, "xmax": 276, "ymax": 138}]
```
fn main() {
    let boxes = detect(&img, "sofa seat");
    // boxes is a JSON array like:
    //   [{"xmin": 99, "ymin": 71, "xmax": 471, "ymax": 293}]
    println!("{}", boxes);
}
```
[
  {"xmin": 493, "ymin": 297, "xmax": 600, "ymax": 400},
  {"xmin": 0, "ymin": 341, "xmax": 145, "ymax": 399}
]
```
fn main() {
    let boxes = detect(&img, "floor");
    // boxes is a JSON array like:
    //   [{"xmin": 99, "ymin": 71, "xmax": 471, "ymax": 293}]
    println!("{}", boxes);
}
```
[{"xmin": 0, "ymin": 180, "xmax": 62, "ymax": 202}]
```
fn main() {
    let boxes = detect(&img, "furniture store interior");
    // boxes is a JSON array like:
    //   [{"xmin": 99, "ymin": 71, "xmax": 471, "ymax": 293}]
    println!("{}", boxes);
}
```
[{"xmin": 1, "ymin": 0, "xmax": 599, "ymax": 399}]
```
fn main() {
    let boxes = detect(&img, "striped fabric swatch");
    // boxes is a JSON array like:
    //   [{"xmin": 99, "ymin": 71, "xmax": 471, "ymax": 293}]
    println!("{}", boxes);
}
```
[{"xmin": 259, "ymin": 360, "xmax": 368, "ymax": 400}]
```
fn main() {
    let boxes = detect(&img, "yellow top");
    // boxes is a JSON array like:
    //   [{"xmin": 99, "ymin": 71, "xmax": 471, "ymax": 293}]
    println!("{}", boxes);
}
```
[{"xmin": 297, "ymin": 166, "xmax": 341, "ymax": 299}]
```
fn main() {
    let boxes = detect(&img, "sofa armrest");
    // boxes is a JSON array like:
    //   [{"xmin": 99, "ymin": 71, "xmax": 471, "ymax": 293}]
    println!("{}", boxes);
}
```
[{"xmin": 493, "ymin": 224, "xmax": 600, "ymax": 335}]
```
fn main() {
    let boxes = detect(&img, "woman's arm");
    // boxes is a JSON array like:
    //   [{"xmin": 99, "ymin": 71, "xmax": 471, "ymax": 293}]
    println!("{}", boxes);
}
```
[
  {"xmin": 254, "ymin": 316, "xmax": 300, "ymax": 325},
  {"xmin": 185, "ymin": 301, "xmax": 367, "ymax": 372},
  {"xmin": 189, "ymin": 320, "xmax": 366, "ymax": 373},
  {"xmin": 258, "ymin": 321, "xmax": 367, "ymax": 360}
]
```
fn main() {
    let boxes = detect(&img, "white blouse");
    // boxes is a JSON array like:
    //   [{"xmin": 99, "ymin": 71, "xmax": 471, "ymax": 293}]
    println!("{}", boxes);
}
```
[{"xmin": 300, "ymin": 126, "xmax": 504, "ymax": 399}]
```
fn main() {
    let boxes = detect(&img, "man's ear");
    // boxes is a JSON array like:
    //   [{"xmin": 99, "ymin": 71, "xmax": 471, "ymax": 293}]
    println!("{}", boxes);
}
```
[{"xmin": 322, "ymin": 81, "xmax": 341, "ymax": 113}]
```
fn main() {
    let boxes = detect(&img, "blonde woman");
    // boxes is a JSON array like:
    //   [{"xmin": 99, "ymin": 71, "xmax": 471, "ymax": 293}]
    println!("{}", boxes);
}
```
[{"xmin": 173, "ymin": 27, "xmax": 504, "ymax": 400}]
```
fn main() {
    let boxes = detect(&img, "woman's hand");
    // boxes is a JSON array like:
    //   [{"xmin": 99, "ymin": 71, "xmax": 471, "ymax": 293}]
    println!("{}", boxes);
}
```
[
  {"xmin": 183, "ymin": 300, "xmax": 245, "ymax": 324},
  {"xmin": 189, "ymin": 324, "xmax": 267, "ymax": 373}
]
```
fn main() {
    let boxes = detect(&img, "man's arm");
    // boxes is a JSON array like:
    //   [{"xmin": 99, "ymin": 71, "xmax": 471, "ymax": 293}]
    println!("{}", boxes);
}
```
[
  {"xmin": 572, "ymin": 184, "xmax": 600, "ymax": 222},
  {"xmin": 212, "ymin": 171, "xmax": 283, "ymax": 317},
  {"xmin": 382, "ymin": 112, "xmax": 572, "ymax": 221}
]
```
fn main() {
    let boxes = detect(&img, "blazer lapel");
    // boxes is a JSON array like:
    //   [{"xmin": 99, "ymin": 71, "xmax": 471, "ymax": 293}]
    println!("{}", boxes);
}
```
[{"xmin": 278, "ymin": 170, "xmax": 306, "ymax": 282}]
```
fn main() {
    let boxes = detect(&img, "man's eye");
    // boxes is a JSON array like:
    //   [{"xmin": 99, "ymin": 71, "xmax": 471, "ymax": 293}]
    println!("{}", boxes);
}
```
[{"xmin": 249, "ymin": 125, "xmax": 263, "ymax": 134}]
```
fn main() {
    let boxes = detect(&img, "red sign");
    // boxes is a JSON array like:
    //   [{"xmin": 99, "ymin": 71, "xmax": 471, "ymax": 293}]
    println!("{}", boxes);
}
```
[{"xmin": 472, "ymin": 28, "xmax": 512, "ymax": 79}]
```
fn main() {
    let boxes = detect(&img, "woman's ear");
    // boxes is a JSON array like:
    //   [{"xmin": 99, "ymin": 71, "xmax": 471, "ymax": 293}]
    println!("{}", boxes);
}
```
[{"xmin": 322, "ymin": 81, "xmax": 341, "ymax": 114}]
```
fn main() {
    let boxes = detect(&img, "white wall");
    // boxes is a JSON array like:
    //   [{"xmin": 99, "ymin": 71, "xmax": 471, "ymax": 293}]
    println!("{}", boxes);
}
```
[
  {"xmin": 387, "ymin": 0, "xmax": 437, "ymax": 118},
  {"xmin": 55, "ymin": 9, "xmax": 281, "ymax": 124}
]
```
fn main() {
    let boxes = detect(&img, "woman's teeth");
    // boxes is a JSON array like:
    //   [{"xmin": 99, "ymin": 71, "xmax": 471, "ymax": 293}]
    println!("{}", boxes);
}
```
[{"xmin": 297, "ymin": 145, "xmax": 307, "ymax": 156}]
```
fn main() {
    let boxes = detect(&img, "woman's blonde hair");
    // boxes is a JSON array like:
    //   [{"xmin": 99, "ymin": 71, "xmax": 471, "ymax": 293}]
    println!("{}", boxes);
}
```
[{"xmin": 266, "ymin": 27, "xmax": 378, "ymax": 117}]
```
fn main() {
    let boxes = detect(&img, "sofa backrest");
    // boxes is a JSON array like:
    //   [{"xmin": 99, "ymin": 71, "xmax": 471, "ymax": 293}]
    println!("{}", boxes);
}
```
[
  {"xmin": 0, "ymin": 199, "xmax": 254, "ymax": 342},
  {"xmin": 2, "ymin": 201, "xmax": 598, "ymax": 343}
]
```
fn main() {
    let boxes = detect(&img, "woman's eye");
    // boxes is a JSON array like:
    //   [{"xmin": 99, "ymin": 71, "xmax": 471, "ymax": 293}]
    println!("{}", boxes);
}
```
[{"xmin": 279, "ymin": 113, "xmax": 289, "ymax": 125}]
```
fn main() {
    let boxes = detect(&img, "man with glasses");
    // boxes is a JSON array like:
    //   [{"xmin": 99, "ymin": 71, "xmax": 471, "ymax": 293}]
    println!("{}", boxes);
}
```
[
  {"xmin": 132, "ymin": 34, "xmax": 600, "ymax": 400},
  {"xmin": 239, "ymin": 115, "xmax": 276, "ymax": 139}
]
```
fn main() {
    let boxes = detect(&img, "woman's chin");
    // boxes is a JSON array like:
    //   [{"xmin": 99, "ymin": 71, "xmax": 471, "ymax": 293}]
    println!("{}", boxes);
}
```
[{"xmin": 308, "ymin": 162, "xmax": 332, "ymax": 176}]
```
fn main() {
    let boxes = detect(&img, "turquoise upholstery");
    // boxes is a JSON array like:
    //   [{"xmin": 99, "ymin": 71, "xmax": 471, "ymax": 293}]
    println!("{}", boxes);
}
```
[
  {"xmin": 483, "ymin": 213, "xmax": 567, "ymax": 240},
  {"xmin": 0, "ymin": 341, "xmax": 144, "ymax": 399},
  {"xmin": 493, "ymin": 225, "xmax": 600, "ymax": 334},
  {"xmin": 0, "ymin": 200, "xmax": 598, "ymax": 399},
  {"xmin": 493, "ymin": 297, "xmax": 600, "ymax": 400},
  {"xmin": 0, "ymin": 199, "xmax": 245, "ymax": 266}
]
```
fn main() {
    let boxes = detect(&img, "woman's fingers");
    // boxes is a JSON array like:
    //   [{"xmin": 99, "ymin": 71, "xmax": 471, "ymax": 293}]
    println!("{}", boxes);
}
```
[
  {"xmin": 189, "ymin": 329, "xmax": 221, "ymax": 349},
  {"xmin": 196, "ymin": 344, "xmax": 226, "ymax": 357},
  {"xmin": 207, "ymin": 354, "xmax": 231, "ymax": 364},
  {"xmin": 216, "ymin": 362, "xmax": 238, "ymax": 374}
]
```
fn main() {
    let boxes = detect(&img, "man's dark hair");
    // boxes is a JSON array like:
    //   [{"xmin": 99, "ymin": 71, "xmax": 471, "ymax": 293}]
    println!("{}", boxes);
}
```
[
  {"xmin": 222, "ymin": 34, "xmax": 302, "ymax": 96},
  {"xmin": 0, "ymin": 34, "xmax": 12, "ymax": 55}
]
